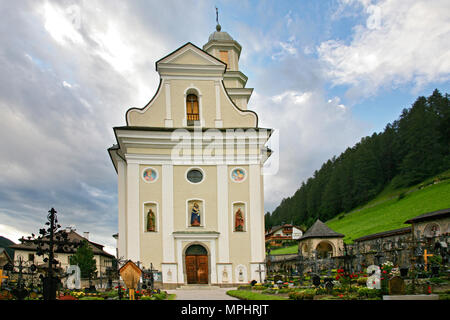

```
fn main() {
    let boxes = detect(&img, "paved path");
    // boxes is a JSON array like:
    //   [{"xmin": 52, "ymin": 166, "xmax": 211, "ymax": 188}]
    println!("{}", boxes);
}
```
[{"xmin": 166, "ymin": 287, "xmax": 239, "ymax": 300}]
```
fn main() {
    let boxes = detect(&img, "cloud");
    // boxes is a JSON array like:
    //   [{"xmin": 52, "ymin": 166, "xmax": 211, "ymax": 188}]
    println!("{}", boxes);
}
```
[
  {"xmin": 252, "ymin": 89, "xmax": 364, "ymax": 212},
  {"xmin": 318, "ymin": 0, "xmax": 450, "ymax": 99},
  {"xmin": 0, "ymin": 0, "xmax": 212, "ymax": 252}
]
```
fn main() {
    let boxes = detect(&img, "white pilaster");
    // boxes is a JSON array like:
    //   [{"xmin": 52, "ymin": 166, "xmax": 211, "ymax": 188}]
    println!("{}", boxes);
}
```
[
  {"xmin": 162, "ymin": 164, "xmax": 175, "ymax": 262},
  {"xmin": 164, "ymin": 80, "xmax": 173, "ymax": 127},
  {"xmin": 217, "ymin": 165, "xmax": 229, "ymax": 262},
  {"xmin": 209, "ymin": 240, "xmax": 217, "ymax": 284},
  {"xmin": 126, "ymin": 162, "xmax": 140, "ymax": 262},
  {"xmin": 214, "ymin": 80, "xmax": 223, "ymax": 128},
  {"xmin": 117, "ymin": 159, "xmax": 127, "ymax": 259},
  {"xmin": 249, "ymin": 164, "xmax": 264, "ymax": 262}
]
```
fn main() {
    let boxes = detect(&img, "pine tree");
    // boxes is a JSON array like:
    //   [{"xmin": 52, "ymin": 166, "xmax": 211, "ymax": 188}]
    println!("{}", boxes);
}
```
[{"xmin": 69, "ymin": 239, "xmax": 97, "ymax": 280}]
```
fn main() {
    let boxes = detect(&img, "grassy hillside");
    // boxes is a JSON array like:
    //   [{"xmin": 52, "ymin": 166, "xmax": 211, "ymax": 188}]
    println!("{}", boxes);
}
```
[
  {"xmin": 269, "ymin": 171, "xmax": 450, "ymax": 254},
  {"xmin": 327, "ymin": 174, "xmax": 450, "ymax": 243}
]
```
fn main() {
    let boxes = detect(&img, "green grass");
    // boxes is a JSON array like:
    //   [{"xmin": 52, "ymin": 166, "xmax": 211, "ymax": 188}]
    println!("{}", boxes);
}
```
[
  {"xmin": 269, "ymin": 246, "xmax": 298, "ymax": 255},
  {"xmin": 226, "ymin": 290, "xmax": 289, "ymax": 300},
  {"xmin": 267, "ymin": 171, "xmax": 450, "ymax": 253},
  {"xmin": 327, "ymin": 178, "xmax": 450, "ymax": 243}
]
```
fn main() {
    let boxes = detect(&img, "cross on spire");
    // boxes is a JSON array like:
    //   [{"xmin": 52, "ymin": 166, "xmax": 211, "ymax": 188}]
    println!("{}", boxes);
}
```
[
  {"xmin": 216, "ymin": 6, "xmax": 219, "ymax": 25},
  {"xmin": 215, "ymin": 6, "xmax": 221, "ymax": 31}
]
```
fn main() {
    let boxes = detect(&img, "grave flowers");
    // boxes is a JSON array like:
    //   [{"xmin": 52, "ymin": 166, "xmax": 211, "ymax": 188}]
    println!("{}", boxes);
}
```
[
  {"xmin": 69, "ymin": 290, "xmax": 85, "ymax": 299},
  {"xmin": 335, "ymin": 268, "xmax": 358, "ymax": 286},
  {"xmin": 381, "ymin": 261, "xmax": 394, "ymax": 276}
]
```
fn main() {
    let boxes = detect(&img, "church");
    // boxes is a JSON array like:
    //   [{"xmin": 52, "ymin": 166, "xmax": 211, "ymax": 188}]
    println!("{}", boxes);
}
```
[{"xmin": 108, "ymin": 22, "xmax": 272, "ymax": 288}]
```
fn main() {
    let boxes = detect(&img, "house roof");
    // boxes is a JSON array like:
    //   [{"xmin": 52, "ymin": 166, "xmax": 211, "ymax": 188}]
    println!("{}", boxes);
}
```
[
  {"xmin": 9, "ymin": 230, "xmax": 115, "ymax": 259},
  {"xmin": 0, "ymin": 248, "xmax": 13, "ymax": 265},
  {"xmin": 265, "ymin": 224, "xmax": 304, "ymax": 236},
  {"xmin": 299, "ymin": 219, "xmax": 345, "ymax": 240},
  {"xmin": 353, "ymin": 227, "xmax": 411, "ymax": 242},
  {"xmin": 404, "ymin": 208, "xmax": 450, "ymax": 224}
]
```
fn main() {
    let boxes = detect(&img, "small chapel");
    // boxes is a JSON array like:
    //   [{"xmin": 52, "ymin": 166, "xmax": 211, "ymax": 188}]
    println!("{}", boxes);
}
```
[{"xmin": 108, "ymin": 20, "xmax": 272, "ymax": 288}]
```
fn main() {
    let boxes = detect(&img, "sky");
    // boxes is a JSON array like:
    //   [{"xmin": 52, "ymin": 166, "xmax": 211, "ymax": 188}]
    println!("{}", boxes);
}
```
[{"xmin": 0, "ymin": 0, "xmax": 449, "ymax": 255}]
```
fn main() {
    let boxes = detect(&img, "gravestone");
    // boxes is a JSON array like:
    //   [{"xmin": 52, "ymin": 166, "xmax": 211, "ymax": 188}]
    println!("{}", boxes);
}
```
[
  {"xmin": 324, "ymin": 278, "xmax": 334, "ymax": 292},
  {"xmin": 66, "ymin": 265, "xmax": 81, "ymax": 290},
  {"xmin": 311, "ymin": 274, "xmax": 321, "ymax": 287},
  {"xmin": 388, "ymin": 276, "xmax": 405, "ymax": 295},
  {"xmin": 366, "ymin": 265, "xmax": 381, "ymax": 289}
]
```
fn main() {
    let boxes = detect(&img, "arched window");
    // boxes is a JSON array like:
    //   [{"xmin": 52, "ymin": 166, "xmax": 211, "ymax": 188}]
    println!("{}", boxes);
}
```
[{"xmin": 186, "ymin": 94, "xmax": 199, "ymax": 125}]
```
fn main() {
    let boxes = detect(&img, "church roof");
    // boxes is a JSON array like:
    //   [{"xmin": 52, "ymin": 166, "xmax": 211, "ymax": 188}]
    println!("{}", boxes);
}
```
[
  {"xmin": 204, "ymin": 24, "xmax": 242, "ymax": 55},
  {"xmin": 353, "ymin": 227, "xmax": 411, "ymax": 242},
  {"xmin": 208, "ymin": 24, "xmax": 234, "ymax": 41},
  {"xmin": 404, "ymin": 208, "xmax": 450, "ymax": 224},
  {"xmin": 299, "ymin": 219, "xmax": 345, "ymax": 240}
]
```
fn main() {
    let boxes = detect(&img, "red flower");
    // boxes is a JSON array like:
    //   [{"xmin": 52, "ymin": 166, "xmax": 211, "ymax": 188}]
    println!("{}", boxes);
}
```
[{"xmin": 383, "ymin": 270, "xmax": 387, "ymax": 273}]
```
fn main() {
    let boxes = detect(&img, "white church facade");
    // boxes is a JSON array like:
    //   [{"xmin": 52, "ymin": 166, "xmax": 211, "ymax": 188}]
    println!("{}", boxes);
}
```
[{"xmin": 108, "ymin": 24, "xmax": 272, "ymax": 288}]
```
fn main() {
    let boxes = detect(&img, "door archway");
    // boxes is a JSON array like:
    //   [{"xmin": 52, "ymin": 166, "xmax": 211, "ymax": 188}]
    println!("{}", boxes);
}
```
[
  {"xmin": 185, "ymin": 244, "xmax": 209, "ymax": 284},
  {"xmin": 316, "ymin": 241, "xmax": 334, "ymax": 258}
]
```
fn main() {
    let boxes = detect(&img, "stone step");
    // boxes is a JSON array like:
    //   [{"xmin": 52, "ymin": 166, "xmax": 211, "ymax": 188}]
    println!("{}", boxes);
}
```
[{"xmin": 178, "ymin": 285, "xmax": 222, "ymax": 290}]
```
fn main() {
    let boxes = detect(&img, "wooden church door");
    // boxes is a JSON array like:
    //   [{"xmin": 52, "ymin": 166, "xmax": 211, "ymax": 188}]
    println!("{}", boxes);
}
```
[{"xmin": 185, "ymin": 245, "xmax": 208, "ymax": 284}]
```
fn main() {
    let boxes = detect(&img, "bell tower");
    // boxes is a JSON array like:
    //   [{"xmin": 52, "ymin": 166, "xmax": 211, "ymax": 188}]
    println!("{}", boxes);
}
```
[{"xmin": 202, "ymin": 11, "xmax": 253, "ymax": 111}]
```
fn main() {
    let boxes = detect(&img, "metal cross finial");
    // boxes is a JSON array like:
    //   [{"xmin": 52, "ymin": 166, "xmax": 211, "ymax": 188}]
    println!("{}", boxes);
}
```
[
  {"xmin": 216, "ymin": 6, "xmax": 219, "ymax": 25},
  {"xmin": 215, "ymin": 6, "xmax": 221, "ymax": 31}
]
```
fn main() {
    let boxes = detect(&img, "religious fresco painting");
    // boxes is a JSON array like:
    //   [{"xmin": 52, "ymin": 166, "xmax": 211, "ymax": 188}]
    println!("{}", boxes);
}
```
[
  {"xmin": 233, "ymin": 203, "xmax": 245, "ymax": 232},
  {"xmin": 231, "ymin": 168, "xmax": 246, "ymax": 182},
  {"xmin": 144, "ymin": 203, "xmax": 157, "ymax": 232},
  {"xmin": 142, "ymin": 168, "xmax": 158, "ymax": 183}
]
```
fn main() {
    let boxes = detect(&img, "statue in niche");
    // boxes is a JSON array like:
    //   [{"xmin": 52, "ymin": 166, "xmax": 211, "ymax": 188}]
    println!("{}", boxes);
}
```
[
  {"xmin": 222, "ymin": 269, "xmax": 228, "ymax": 282},
  {"xmin": 190, "ymin": 202, "xmax": 201, "ymax": 226},
  {"xmin": 238, "ymin": 268, "xmax": 244, "ymax": 282},
  {"xmin": 235, "ymin": 208, "xmax": 244, "ymax": 231},
  {"xmin": 146, "ymin": 208, "xmax": 156, "ymax": 232}
]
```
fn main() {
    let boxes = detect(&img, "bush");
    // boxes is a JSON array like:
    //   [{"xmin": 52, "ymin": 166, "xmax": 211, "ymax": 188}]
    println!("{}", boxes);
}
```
[
  {"xmin": 79, "ymin": 296, "xmax": 104, "ymax": 300},
  {"xmin": 277, "ymin": 288, "xmax": 293, "ymax": 294},
  {"xmin": 103, "ymin": 290, "xmax": 118, "ymax": 298},
  {"xmin": 289, "ymin": 289, "xmax": 315, "ymax": 300},
  {"xmin": 315, "ymin": 287, "xmax": 328, "ymax": 295},
  {"xmin": 152, "ymin": 292, "xmax": 167, "ymax": 300},
  {"xmin": 357, "ymin": 277, "xmax": 368, "ymax": 286},
  {"xmin": 332, "ymin": 287, "xmax": 347, "ymax": 296},
  {"xmin": 430, "ymin": 277, "xmax": 446, "ymax": 284},
  {"xmin": 253, "ymin": 285, "xmax": 265, "ymax": 290},
  {"xmin": 357, "ymin": 287, "xmax": 381, "ymax": 299}
]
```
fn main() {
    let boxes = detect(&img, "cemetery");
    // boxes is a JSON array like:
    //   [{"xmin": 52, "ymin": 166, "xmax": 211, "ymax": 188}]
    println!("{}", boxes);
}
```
[
  {"xmin": 234, "ymin": 236, "xmax": 449, "ymax": 300},
  {"xmin": 1, "ymin": 207, "xmax": 449, "ymax": 301},
  {"xmin": 252, "ymin": 210, "xmax": 450, "ymax": 300}
]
